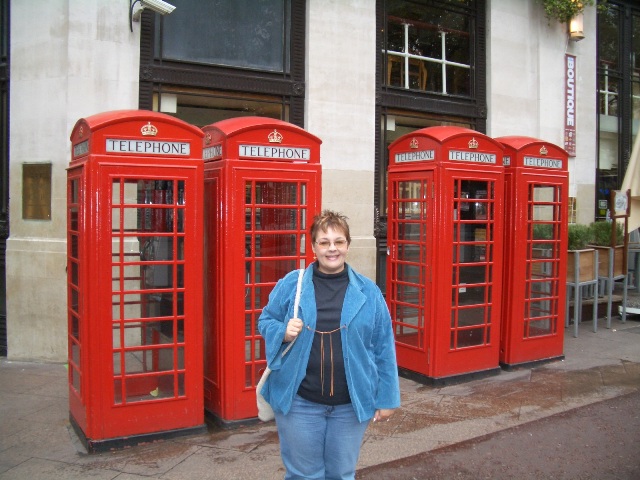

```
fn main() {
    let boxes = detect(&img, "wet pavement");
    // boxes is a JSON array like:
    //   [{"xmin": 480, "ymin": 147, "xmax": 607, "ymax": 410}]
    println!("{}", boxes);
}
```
[
  {"xmin": 357, "ymin": 389, "xmax": 640, "ymax": 479},
  {"xmin": 1, "ymin": 311, "xmax": 639, "ymax": 479}
]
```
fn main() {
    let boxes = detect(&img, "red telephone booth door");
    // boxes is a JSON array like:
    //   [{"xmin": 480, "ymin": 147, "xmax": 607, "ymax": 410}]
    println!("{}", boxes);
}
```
[
  {"xmin": 204, "ymin": 170, "xmax": 319, "ymax": 421},
  {"xmin": 497, "ymin": 137, "xmax": 568, "ymax": 367},
  {"xmin": 433, "ymin": 170, "xmax": 504, "ymax": 378},
  {"xmin": 509, "ymin": 181, "xmax": 565, "ymax": 363},
  {"xmin": 201, "ymin": 117, "xmax": 322, "ymax": 423},
  {"xmin": 387, "ymin": 172, "xmax": 434, "ymax": 375}
]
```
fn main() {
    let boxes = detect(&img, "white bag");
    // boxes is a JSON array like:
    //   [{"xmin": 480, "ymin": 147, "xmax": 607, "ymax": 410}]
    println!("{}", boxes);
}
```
[{"xmin": 256, "ymin": 268, "xmax": 304, "ymax": 422}]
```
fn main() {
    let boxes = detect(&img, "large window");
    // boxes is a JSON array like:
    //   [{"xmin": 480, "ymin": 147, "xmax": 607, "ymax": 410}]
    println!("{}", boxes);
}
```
[
  {"xmin": 139, "ymin": 0, "xmax": 304, "ymax": 127},
  {"xmin": 157, "ymin": 1, "xmax": 290, "ymax": 73},
  {"xmin": 375, "ymin": 0, "xmax": 485, "ymax": 288},
  {"xmin": 596, "ymin": 1, "xmax": 640, "ymax": 219},
  {"xmin": 385, "ymin": 1, "xmax": 473, "ymax": 96}
]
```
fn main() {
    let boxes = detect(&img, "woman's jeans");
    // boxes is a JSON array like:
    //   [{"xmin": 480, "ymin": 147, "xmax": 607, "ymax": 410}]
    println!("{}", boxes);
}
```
[{"xmin": 274, "ymin": 395, "xmax": 370, "ymax": 480}]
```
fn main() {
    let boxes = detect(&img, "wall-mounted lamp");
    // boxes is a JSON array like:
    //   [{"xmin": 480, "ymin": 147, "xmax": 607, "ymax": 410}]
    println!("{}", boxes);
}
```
[
  {"xmin": 568, "ymin": 12, "xmax": 585, "ymax": 42},
  {"xmin": 130, "ymin": 0, "xmax": 176, "ymax": 32}
]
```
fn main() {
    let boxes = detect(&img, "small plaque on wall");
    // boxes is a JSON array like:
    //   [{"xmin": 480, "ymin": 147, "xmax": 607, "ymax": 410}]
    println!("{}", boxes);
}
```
[{"xmin": 22, "ymin": 163, "xmax": 52, "ymax": 220}]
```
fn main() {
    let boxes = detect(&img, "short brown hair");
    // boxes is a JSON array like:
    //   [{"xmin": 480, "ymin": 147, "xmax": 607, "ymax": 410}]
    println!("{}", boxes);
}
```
[{"xmin": 310, "ymin": 210, "xmax": 351, "ymax": 245}]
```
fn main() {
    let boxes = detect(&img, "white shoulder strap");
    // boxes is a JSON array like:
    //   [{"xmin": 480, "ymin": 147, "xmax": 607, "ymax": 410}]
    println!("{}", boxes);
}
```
[{"xmin": 281, "ymin": 268, "xmax": 304, "ymax": 357}]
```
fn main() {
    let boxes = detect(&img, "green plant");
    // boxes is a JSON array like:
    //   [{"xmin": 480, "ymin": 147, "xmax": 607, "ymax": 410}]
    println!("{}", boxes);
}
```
[
  {"xmin": 533, "ymin": 223, "xmax": 553, "ymax": 240},
  {"xmin": 538, "ymin": 0, "xmax": 606, "ymax": 24},
  {"xmin": 588, "ymin": 220, "xmax": 624, "ymax": 246},
  {"xmin": 567, "ymin": 223, "xmax": 592, "ymax": 250},
  {"xmin": 533, "ymin": 223, "xmax": 554, "ymax": 249}
]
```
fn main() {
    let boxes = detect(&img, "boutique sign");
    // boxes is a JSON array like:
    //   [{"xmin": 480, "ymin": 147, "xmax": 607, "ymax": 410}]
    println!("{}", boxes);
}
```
[{"xmin": 564, "ymin": 54, "xmax": 576, "ymax": 157}]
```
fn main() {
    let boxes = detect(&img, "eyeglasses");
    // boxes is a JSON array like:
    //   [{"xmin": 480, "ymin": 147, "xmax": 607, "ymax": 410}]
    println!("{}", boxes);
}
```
[{"xmin": 315, "ymin": 239, "xmax": 348, "ymax": 249}]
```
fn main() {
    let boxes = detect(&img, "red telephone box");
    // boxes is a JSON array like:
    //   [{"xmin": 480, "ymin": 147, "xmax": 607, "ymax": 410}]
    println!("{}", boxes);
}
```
[
  {"xmin": 496, "ymin": 136, "xmax": 568, "ymax": 368},
  {"xmin": 387, "ymin": 126, "xmax": 505, "ymax": 384},
  {"xmin": 201, "ymin": 117, "xmax": 321, "ymax": 424},
  {"xmin": 67, "ymin": 110, "xmax": 205, "ymax": 452}
]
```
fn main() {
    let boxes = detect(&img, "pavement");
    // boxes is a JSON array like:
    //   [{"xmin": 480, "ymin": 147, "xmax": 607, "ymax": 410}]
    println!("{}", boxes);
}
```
[
  {"xmin": 357, "ymin": 389, "xmax": 640, "ymax": 479},
  {"xmin": 1, "ymin": 296, "xmax": 639, "ymax": 480}
]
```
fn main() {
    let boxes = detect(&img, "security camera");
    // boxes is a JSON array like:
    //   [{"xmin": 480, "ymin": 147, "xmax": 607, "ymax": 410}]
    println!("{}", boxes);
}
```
[
  {"xmin": 130, "ymin": 0, "xmax": 176, "ymax": 28},
  {"xmin": 140, "ymin": 0, "xmax": 176, "ymax": 15}
]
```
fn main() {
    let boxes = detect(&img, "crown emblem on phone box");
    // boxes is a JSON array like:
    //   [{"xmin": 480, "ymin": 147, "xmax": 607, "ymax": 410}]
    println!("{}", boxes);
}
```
[
  {"xmin": 268, "ymin": 129, "xmax": 283, "ymax": 143},
  {"xmin": 141, "ymin": 122, "xmax": 158, "ymax": 136}
]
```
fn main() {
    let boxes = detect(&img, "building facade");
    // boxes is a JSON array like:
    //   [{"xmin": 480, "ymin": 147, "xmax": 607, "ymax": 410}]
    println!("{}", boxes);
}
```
[{"xmin": 2, "ymin": 0, "xmax": 638, "ymax": 362}]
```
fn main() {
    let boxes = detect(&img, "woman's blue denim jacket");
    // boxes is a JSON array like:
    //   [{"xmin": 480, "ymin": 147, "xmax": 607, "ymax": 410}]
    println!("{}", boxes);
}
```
[{"xmin": 258, "ymin": 264, "xmax": 401, "ymax": 422}]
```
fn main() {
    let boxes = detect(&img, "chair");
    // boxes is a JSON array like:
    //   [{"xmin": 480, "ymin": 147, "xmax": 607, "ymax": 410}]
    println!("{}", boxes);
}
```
[
  {"xmin": 597, "ymin": 246, "xmax": 628, "ymax": 328},
  {"xmin": 566, "ymin": 249, "xmax": 598, "ymax": 337},
  {"xmin": 387, "ymin": 56, "xmax": 428, "ymax": 90}
]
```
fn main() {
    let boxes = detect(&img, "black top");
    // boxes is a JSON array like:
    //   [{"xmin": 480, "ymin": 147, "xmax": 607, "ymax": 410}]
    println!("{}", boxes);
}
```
[{"xmin": 297, "ymin": 263, "xmax": 351, "ymax": 405}]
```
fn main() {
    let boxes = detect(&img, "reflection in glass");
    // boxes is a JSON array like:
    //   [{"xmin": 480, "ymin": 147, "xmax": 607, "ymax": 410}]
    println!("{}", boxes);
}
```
[
  {"xmin": 140, "ymin": 237, "xmax": 175, "ymax": 262},
  {"xmin": 255, "ymin": 207, "xmax": 299, "ymax": 230},
  {"xmin": 454, "ymin": 327, "xmax": 486, "ymax": 348},
  {"xmin": 528, "ymin": 319, "xmax": 553, "ymax": 337},
  {"xmin": 71, "ymin": 343, "xmax": 81, "ymax": 369},
  {"xmin": 245, "ymin": 339, "xmax": 252, "ymax": 362},
  {"xmin": 71, "ymin": 235, "xmax": 79, "ymax": 257},
  {"xmin": 255, "ymin": 181, "xmax": 298, "ymax": 205},
  {"xmin": 254, "ymin": 259, "xmax": 297, "ymax": 283},
  {"xmin": 450, "ymin": 178, "xmax": 494, "ymax": 350},
  {"xmin": 395, "ymin": 305, "xmax": 421, "ymax": 328},
  {"xmin": 255, "ymin": 233, "xmax": 298, "ymax": 256},
  {"xmin": 70, "ymin": 207, "xmax": 79, "ymax": 231},
  {"xmin": 71, "ymin": 366, "xmax": 80, "ymax": 393},
  {"xmin": 256, "ymin": 338, "xmax": 265, "ymax": 361},
  {"xmin": 109, "ymin": 176, "xmax": 189, "ymax": 406},
  {"xmin": 396, "ymin": 263, "xmax": 420, "ymax": 283},
  {"xmin": 71, "ymin": 262, "xmax": 79, "ymax": 286},
  {"xmin": 454, "ymin": 285, "xmax": 486, "ymax": 306},
  {"xmin": 524, "ymin": 184, "xmax": 561, "ymax": 338},
  {"xmin": 253, "ymin": 287, "xmax": 266, "ymax": 309},
  {"xmin": 71, "ymin": 314, "xmax": 79, "ymax": 339},
  {"xmin": 397, "ymin": 283, "xmax": 420, "ymax": 303},
  {"xmin": 70, "ymin": 179, "xmax": 79, "ymax": 203},
  {"xmin": 245, "ymin": 312, "xmax": 255, "ymax": 337},
  {"xmin": 397, "ymin": 242, "xmax": 421, "ymax": 261},
  {"xmin": 398, "ymin": 222, "xmax": 424, "ymax": 241},
  {"xmin": 395, "ymin": 325, "xmax": 420, "ymax": 347}
]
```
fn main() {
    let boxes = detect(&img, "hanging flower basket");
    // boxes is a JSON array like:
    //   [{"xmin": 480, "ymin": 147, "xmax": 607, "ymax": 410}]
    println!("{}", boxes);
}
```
[{"xmin": 538, "ymin": 0, "xmax": 601, "ymax": 24}]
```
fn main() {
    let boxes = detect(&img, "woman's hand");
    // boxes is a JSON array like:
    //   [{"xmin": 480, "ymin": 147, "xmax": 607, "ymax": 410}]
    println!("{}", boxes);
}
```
[
  {"xmin": 284, "ymin": 317, "xmax": 303, "ymax": 343},
  {"xmin": 373, "ymin": 409, "xmax": 395, "ymax": 423}
]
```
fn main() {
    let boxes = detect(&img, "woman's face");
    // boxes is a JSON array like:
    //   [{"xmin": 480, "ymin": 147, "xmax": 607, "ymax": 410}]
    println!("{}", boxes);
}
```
[{"xmin": 312, "ymin": 226, "xmax": 349, "ymax": 274}]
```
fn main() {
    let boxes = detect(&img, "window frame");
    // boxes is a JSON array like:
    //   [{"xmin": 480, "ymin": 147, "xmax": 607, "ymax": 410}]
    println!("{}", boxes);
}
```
[{"xmin": 138, "ymin": 2, "xmax": 306, "ymax": 127}]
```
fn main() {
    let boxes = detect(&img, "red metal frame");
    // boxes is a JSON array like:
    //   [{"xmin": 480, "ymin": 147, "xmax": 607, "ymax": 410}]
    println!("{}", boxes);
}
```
[
  {"xmin": 386, "ymin": 172, "xmax": 433, "ymax": 370},
  {"xmin": 496, "ymin": 136, "xmax": 568, "ymax": 367},
  {"xmin": 201, "ymin": 117, "xmax": 322, "ymax": 423},
  {"xmin": 67, "ymin": 111, "xmax": 204, "ymax": 450},
  {"xmin": 387, "ymin": 126, "xmax": 505, "ymax": 382}
]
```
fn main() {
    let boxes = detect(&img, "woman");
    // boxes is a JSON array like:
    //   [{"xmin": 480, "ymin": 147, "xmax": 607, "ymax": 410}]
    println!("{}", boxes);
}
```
[{"xmin": 258, "ymin": 210, "xmax": 400, "ymax": 480}]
